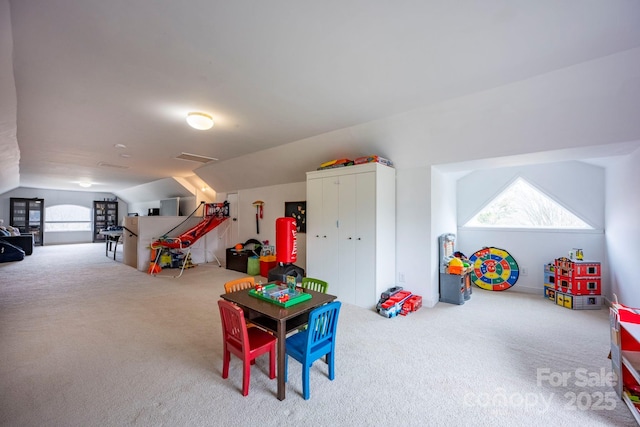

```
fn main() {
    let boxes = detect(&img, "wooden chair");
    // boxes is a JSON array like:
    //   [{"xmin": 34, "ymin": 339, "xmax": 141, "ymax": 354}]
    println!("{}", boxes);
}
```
[
  {"xmin": 301, "ymin": 277, "xmax": 328, "ymax": 293},
  {"xmin": 299, "ymin": 277, "xmax": 329, "ymax": 334},
  {"xmin": 224, "ymin": 276, "xmax": 255, "ymax": 293},
  {"xmin": 285, "ymin": 301, "xmax": 342, "ymax": 400},
  {"xmin": 217, "ymin": 300, "xmax": 276, "ymax": 396}
]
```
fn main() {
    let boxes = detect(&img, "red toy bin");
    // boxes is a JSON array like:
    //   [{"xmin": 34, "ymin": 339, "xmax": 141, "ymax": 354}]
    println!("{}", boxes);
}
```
[{"xmin": 260, "ymin": 255, "xmax": 277, "ymax": 277}]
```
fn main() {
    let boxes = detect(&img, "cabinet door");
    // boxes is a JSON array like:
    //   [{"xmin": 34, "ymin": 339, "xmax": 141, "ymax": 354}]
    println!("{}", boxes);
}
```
[
  {"xmin": 306, "ymin": 178, "xmax": 340, "ymax": 290},
  {"xmin": 94, "ymin": 201, "xmax": 107, "ymax": 242},
  {"xmin": 27, "ymin": 199, "xmax": 44, "ymax": 245},
  {"xmin": 106, "ymin": 203, "xmax": 118, "ymax": 227},
  {"xmin": 321, "ymin": 178, "xmax": 340, "ymax": 292},
  {"xmin": 337, "ymin": 171, "xmax": 376, "ymax": 307},
  {"xmin": 354, "ymin": 172, "xmax": 376, "ymax": 307},
  {"xmin": 306, "ymin": 178, "xmax": 324, "ymax": 277},
  {"xmin": 10, "ymin": 199, "xmax": 27, "ymax": 230},
  {"xmin": 338, "ymin": 174, "xmax": 357, "ymax": 305}
]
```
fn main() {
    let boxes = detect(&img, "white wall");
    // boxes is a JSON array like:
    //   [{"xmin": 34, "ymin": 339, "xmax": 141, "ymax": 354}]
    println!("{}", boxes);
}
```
[
  {"xmin": 606, "ymin": 148, "xmax": 640, "ymax": 307},
  {"xmin": 456, "ymin": 161, "xmax": 606, "ymax": 294},
  {"xmin": 196, "ymin": 47, "xmax": 640, "ymax": 310},
  {"xmin": 457, "ymin": 161, "xmax": 605, "ymax": 229},
  {"xmin": 131, "ymin": 216, "xmax": 224, "ymax": 271},
  {"xmin": 0, "ymin": 0, "xmax": 19, "ymax": 196},
  {"xmin": 217, "ymin": 182, "xmax": 307, "ymax": 270},
  {"xmin": 395, "ymin": 167, "xmax": 433, "ymax": 304},
  {"xmin": 457, "ymin": 229, "xmax": 605, "ymax": 295},
  {"xmin": 0, "ymin": 187, "xmax": 126, "ymax": 245},
  {"xmin": 428, "ymin": 167, "xmax": 458, "ymax": 306}
]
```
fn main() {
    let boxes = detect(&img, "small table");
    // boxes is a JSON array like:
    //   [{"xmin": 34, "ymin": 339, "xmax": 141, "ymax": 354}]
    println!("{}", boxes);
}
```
[
  {"xmin": 220, "ymin": 287, "xmax": 337, "ymax": 400},
  {"xmin": 99, "ymin": 229, "xmax": 123, "ymax": 260}
]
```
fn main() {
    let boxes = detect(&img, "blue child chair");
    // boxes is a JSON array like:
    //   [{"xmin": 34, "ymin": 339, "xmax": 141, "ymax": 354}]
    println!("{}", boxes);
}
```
[{"xmin": 284, "ymin": 301, "xmax": 341, "ymax": 400}]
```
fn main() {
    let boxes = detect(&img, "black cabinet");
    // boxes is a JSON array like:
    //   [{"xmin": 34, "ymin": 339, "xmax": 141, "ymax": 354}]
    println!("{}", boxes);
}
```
[
  {"xmin": 10, "ymin": 198, "xmax": 44, "ymax": 246},
  {"xmin": 93, "ymin": 200, "xmax": 118, "ymax": 242}
]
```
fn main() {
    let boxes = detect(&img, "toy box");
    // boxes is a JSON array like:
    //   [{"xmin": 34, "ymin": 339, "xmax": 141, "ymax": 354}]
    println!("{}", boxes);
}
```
[
  {"xmin": 353, "ymin": 155, "xmax": 393, "ymax": 167},
  {"xmin": 317, "ymin": 159, "xmax": 354, "ymax": 170},
  {"xmin": 378, "ymin": 290, "xmax": 412, "ymax": 318},
  {"xmin": 259, "ymin": 255, "xmax": 277, "ymax": 277},
  {"xmin": 401, "ymin": 295, "xmax": 422, "ymax": 315}
]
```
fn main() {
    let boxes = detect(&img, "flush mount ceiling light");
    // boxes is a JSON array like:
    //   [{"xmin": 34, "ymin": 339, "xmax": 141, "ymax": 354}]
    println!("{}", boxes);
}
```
[
  {"xmin": 186, "ymin": 112, "xmax": 214, "ymax": 130},
  {"xmin": 78, "ymin": 181, "xmax": 92, "ymax": 188}
]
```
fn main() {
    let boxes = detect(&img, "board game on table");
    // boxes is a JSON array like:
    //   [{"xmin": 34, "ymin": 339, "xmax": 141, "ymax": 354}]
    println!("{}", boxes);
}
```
[{"xmin": 248, "ymin": 283, "xmax": 312, "ymax": 307}]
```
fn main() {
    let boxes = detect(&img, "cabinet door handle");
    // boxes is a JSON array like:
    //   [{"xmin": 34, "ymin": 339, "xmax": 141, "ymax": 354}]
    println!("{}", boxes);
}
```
[
  {"xmin": 348, "ymin": 237, "xmax": 352, "ymax": 240},
  {"xmin": 316, "ymin": 235, "xmax": 320, "ymax": 238},
  {"xmin": 357, "ymin": 237, "xmax": 362, "ymax": 240},
  {"xmin": 323, "ymin": 235, "xmax": 327, "ymax": 238}
]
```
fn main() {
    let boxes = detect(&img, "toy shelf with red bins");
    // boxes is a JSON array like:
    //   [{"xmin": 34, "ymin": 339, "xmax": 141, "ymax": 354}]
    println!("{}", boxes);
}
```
[{"xmin": 610, "ymin": 303, "xmax": 640, "ymax": 424}]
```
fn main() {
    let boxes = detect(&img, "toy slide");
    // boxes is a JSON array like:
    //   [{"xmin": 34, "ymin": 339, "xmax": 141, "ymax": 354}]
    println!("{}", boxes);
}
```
[{"xmin": 151, "ymin": 215, "xmax": 228, "ymax": 249}]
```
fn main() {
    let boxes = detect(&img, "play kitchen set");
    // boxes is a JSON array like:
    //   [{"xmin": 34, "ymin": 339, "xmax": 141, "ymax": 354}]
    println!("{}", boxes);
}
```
[
  {"xmin": 543, "ymin": 248, "xmax": 602, "ymax": 310},
  {"xmin": 438, "ymin": 233, "xmax": 473, "ymax": 305}
]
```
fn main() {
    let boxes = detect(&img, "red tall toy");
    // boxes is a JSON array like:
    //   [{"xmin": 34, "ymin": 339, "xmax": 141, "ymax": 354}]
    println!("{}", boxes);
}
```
[
  {"xmin": 267, "ymin": 217, "xmax": 305, "ymax": 284},
  {"xmin": 275, "ymin": 217, "xmax": 297, "ymax": 264}
]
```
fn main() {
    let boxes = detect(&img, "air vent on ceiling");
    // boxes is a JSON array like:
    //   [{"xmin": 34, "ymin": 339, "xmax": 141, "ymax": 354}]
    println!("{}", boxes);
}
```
[
  {"xmin": 98, "ymin": 161, "xmax": 129, "ymax": 169},
  {"xmin": 175, "ymin": 152, "xmax": 218, "ymax": 163}
]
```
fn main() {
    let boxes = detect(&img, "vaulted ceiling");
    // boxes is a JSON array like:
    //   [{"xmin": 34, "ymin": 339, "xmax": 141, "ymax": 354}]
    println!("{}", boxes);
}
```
[{"xmin": 1, "ymin": 1, "xmax": 639, "ymax": 201}]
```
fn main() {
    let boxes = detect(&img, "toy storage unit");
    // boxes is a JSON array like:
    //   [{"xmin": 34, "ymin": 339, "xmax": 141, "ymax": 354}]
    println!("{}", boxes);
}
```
[
  {"xmin": 610, "ymin": 301, "xmax": 640, "ymax": 424},
  {"xmin": 226, "ymin": 248, "xmax": 251, "ymax": 273},
  {"xmin": 555, "ymin": 257, "xmax": 601, "ymax": 295},
  {"xmin": 225, "ymin": 239, "xmax": 262, "ymax": 274},
  {"xmin": 438, "ymin": 233, "xmax": 471, "ymax": 305},
  {"xmin": 543, "ymin": 258, "xmax": 602, "ymax": 310}
]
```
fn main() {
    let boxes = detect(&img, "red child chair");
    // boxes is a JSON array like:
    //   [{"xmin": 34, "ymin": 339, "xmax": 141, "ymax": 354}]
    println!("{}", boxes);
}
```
[{"xmin": 217, "ymin": 299, "xmax": 276, "ymax": 396}]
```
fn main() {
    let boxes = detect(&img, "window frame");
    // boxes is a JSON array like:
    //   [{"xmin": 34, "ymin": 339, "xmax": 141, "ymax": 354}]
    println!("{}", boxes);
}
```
[
  {"xmin": 461, "ymin": 176, "xmax": 599, "ymax": 232},
  {"xmin": 44, "ymin": 204, "xmax": 92, "ymax": 232}
]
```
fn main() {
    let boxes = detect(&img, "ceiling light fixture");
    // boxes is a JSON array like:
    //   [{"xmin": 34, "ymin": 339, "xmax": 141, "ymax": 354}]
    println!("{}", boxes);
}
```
[
  {"xmin": 79, "ymin": 181, "xmax": 92, "ymax": 188},
  {"xmin": 186, "ymin": 112, "xmax": 214, "ymax": 130}
]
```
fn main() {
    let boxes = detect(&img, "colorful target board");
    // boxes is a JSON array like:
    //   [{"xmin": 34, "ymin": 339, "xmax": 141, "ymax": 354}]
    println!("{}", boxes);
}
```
[{"xmin": 469, "ymin": 247, "xmax": 519, "ymax": 291}]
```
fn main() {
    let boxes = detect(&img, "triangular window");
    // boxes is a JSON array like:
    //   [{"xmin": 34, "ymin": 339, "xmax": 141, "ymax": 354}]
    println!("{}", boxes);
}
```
[{"xmin": 464, "ymin": 178, "xmax": 592, "ymax": 229}]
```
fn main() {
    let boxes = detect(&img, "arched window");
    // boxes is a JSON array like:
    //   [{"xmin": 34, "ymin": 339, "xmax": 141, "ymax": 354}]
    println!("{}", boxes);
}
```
[
  {"xmin": 45, "ymin": 205, "xmax": 92, "ymax": 232},
  {"xmin": 463, "ymin": 177, "xmax": 592, "ymax": 229}
]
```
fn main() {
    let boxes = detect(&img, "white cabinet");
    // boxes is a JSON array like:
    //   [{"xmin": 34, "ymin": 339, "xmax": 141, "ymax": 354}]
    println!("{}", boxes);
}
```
[{"xmin": 306, "ymin": 163, "xmax": 395, "ymax": 309}]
